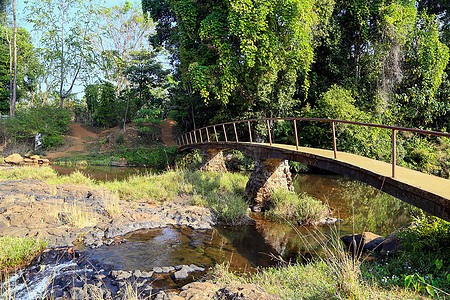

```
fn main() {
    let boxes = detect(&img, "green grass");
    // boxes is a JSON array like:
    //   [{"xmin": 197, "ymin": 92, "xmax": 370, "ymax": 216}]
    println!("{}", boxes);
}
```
[
  {"xmin": 211, "ymin": 230, "xmax": 434, "ymax": 300},
  {"xmin": 0, "ymin": 236, "xmax": 47, "ymax": 272},
  {"xmin": 0, "ymin": 165, "xmax": 58, "ymax": 180},
  {"xmin": 0, "ymin": 166, "xmax": 250, "ymax": 225},
  {"xmin": 266, "ymin": 189, "xmax": 329, "ymax": 225}
]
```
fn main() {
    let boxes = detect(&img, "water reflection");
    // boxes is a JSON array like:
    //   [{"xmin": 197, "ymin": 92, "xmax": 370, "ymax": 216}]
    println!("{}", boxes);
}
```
[
  {"xmin": 85, "ymin": 226, "xmax": 278, "ymax": 273},
  {"xmin": 52, "ymin": 166, "xmax": 417, "ymax": 260},
  {"xmin": 294, "ymin": 174, "xmax": 417, "ymax": 236},
  {"xmin": 51, "ymin": 165, "xmax": 154, "ymax": 182}
]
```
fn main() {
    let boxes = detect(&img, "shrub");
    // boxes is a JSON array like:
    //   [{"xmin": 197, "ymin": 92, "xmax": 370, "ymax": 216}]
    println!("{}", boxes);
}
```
[
  {"xmin": 116, "ymin": 133, "xmax": 125, "ymax": 144},
  {"xmin": 207, "ymin": 192, "xmax": 248, "ymax": 225},
  {"xmin": 266, "ymin": 189, "xmax": 328, "ymax": 225},
  {"xmin": 5, "ymin": 105, "xmax": 71, "ymax": 150},
  {"xmin": 43, "ymin": 134, "xmax": 65, "ymax": 149}
]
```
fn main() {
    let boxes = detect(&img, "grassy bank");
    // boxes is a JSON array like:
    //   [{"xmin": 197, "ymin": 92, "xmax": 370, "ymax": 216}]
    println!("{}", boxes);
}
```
[
  {"xmin": 0, "ymin": 236, "xmax": 47, "ymax": 273},
  {"xmin": 0, "ymin": 166, "xmax": 329, "ymax": 226},
  {"xmin": 0, "ymin": 166, "xmax": 251, "ymax": 225},
  {"xmin": 211, "ymin": 216, "xmax": 450, "ymax": 299}
]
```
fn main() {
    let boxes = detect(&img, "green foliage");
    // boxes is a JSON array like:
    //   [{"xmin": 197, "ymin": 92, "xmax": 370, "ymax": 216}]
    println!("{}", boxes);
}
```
[
  {"xmin": 175, "ymin": 149, "xmax": 203, "ymax": 170},
  {"xmin": 399, "ymin": 215, "xmax": 450, "ymax": 256},
  {"xmin": 361, "ymin": 215, "xmax": 450, "ymax": 297},
  {"xmin": 144, "ymin": 0, "xmax": 328, "ymax": 131},
  {"xmin": 5, "ymin": 105, "xmax": 71, "ymax": 150},
  {"xmin": 93, "ymin": 81, "xmax": 118, "ymax": 127},
  {"xmin": 224, "ymin": 150, "xmax": 254, "ymax": 171},
  {"xmin": 115, "ymin": 133, "xmax": 125, "ymax": 145},
  {"xmin": 0, "ymin": 236, "xmax": 47, "ymax": 271},
  {"xmin": 0, "ymin": 27, "xmax": 41, "ymax": 113},
  {"xmin": 266, "ymin": 189, "xmax": 328, "ymax": 225}
]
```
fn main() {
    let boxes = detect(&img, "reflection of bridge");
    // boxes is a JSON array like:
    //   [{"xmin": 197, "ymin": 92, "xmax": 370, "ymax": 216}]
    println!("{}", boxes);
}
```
[{"xmin": 178, "ymin": 118, "xmax": 450, "ymax": 221}]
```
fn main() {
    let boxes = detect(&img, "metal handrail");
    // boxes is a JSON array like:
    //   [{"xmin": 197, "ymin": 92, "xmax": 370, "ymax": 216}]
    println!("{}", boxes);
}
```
[{"xmin": 178, "ymin": 117, "xmax": 450, "ymax": 178}]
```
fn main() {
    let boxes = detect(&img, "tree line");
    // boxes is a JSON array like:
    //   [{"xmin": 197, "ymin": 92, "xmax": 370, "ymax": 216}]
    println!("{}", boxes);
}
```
[{"xmin": 0, "ymin": 0, "xmax": 168, "ymax": 126}]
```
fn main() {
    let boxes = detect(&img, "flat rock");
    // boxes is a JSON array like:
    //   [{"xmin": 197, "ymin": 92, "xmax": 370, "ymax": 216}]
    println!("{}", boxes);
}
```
[
  {"xmin": 216, "ymin": 284, "xmax": 280, "ymax": 300},
  {"xmin": 179, "ymin": 282, "xmax": 219, "ymax": 299},
  {"xmin": 172, "ymin": 268, "xmax": 189, "ymax": 280},
  {"xmin": 111, "ymin": 270, "xmax": 132, "ymax": 280}
]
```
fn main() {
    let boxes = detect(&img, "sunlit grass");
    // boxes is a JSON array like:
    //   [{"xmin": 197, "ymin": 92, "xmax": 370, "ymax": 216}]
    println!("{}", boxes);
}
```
[
  {"xmin": 47, "ymin": 202, "xmax": 98, "ymax": 228},
  {"xmin": 0, "ymin": 236, "xmax": 47, "ymax": 272},
  {"xmin": 0, "ymin": 165, "xmax": 57, "ymax": 180},
  {"xmin": 48, "ymin": 170, "xmax": 95, "ymax": 186},
  {"xmin": 266, "ymin": 189, "xmax": 329, "ymax": 225}
]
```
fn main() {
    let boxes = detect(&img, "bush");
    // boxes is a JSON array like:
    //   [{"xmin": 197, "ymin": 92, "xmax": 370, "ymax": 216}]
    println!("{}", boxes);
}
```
[
  {"xmin": 207, "ymin": 192, "xmax": 248, "ymax": 225},
  {"xmin": 116, "ymin": 133, "xmax": 125, "ymax": 145},
  {"xmin": 361, "ymin": 215, "xmax": 450, "ymax": 297},
  {"xmin": 266, "ymin": 189, "xmax": 328, "ymax": 225},
  {"xmin": 43, "ymin": 134, "xmax": 65, "ymax": 149},
  {"xmin": 5, "ymin": 105, "xmax": 71, "ymax": 150}
]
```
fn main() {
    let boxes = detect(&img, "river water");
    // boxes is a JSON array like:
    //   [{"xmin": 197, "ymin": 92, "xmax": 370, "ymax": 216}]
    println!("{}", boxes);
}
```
[{"xmin": 2, "ymin": 165, "xmax": 415, "ymax": 298}]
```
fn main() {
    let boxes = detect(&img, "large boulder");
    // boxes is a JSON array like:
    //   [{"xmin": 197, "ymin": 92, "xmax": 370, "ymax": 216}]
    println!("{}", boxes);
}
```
[
  {"xmin": 341, "ymin": 232, "xmax": 385, "ymax": 252},
  {"xmin": 5, "ymin": 153, "xmax": 24, "ymax": 165}
]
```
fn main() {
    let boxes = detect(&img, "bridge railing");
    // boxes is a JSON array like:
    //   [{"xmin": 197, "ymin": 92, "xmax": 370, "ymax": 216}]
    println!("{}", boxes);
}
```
[{"xmin": 177, "ymin": 117, "xmax": 450, "ymax": 178}]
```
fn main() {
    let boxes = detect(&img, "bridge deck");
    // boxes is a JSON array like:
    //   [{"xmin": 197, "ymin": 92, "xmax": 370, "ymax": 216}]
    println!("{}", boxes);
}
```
[{"xmin": 271, "ymin": 143, "xmax": 449, "ymax": 201}]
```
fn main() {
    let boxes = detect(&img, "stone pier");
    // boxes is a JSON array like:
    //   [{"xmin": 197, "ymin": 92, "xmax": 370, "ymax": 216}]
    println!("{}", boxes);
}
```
[
  {"xmin": 244, "ymin": 159, "xmax": 294, "ymax": 211},
  {"xmin": 199, "ymin": 148, "xmax": 227, "ymax": 173}
]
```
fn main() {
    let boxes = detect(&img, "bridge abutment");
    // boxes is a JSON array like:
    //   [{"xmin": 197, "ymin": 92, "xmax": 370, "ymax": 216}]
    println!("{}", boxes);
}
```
[
  {"xmin": 199, "ymin": 148, "xmax": 227, "ymax": 173},
  {"xmin": 244, "ymin": 159, "xmax": 294, "ymax": 211}
]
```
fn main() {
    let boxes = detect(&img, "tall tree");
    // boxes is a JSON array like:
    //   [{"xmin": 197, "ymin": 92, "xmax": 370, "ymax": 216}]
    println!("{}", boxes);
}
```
[
  {"xmin": 92, "ymin": 1, "xmax": 154, "ymax": 94},
  {"xmin": 25, "ymin": 0, "xmax": 98, "ymax": 108}
]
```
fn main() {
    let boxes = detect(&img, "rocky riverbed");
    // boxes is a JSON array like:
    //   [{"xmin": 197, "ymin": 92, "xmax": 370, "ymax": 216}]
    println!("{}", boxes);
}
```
[
  {"xmin": 0, "ymin": 177, "xmax": 279, "ymax": 299},
  {"xmin": 0, "ymin": 179, "xmax": 215, "ymax": 248}
]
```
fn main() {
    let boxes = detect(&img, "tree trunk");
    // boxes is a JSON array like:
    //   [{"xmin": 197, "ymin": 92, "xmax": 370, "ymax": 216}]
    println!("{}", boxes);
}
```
[
  {"xmin": 59, "ymin": 7, "xmax": 65, "ymax": 109},
  {"xmin": 10, "ymin": 0, "xmax": 17, "ymax": 116},
  {"xmin": 5, "ymin": 18, "xmax": 12, "ymax": 113}
]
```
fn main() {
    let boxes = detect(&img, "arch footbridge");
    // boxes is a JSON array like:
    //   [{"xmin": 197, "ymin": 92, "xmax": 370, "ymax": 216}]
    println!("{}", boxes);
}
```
[{"xmin": 178, "ymin": 118, "xmax": 450, "ymax": 221}]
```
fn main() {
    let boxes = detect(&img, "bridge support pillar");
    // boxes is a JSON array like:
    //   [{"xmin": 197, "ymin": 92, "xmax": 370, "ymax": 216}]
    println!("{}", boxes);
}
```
[
  {"xmin": 200, "ymin": 148, "xmax": 227, "ymax": 173},
  {"xmin": 244, "ymin": 159, "xmax": 294, "ymax": 211}
]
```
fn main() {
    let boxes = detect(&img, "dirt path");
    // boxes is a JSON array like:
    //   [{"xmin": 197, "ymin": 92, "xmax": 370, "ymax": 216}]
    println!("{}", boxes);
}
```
[
  {"xmin": 46, "ymin": 123, "xmax": 98, "ymax": 160},
  {"xmin": 161, "ymin": 119, "xmax": 177, "ymax": 146}
]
